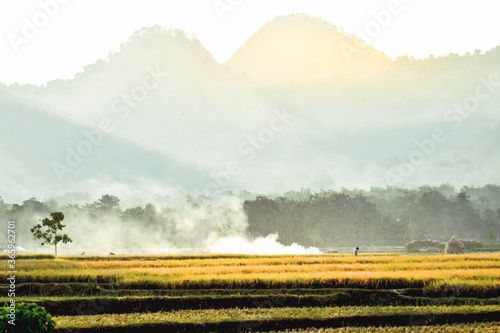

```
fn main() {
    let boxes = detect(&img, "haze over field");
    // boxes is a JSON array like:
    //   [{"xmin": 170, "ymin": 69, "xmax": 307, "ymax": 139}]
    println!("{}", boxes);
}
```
[{"xmin": 1, "ymin": 8, "xmax": 499, "ymax": 254}]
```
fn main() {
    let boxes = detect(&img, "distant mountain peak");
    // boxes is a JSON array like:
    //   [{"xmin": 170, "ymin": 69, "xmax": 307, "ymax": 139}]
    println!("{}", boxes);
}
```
[{"xmin": 226, "ymin": 14, "xmax": 391, "ymax": 85}]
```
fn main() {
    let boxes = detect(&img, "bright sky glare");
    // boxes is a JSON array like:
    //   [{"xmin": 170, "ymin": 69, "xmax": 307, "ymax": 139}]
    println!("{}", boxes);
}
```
[{"xmin": 0, "ymin": 0, "xmax": 499, "ymax": 85}]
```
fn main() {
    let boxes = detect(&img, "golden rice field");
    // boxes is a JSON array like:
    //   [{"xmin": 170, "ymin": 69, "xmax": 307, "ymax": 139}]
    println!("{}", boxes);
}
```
[
  {"xmin": 6, "ymin": 253, "xmax": 500, "ymax": 281},
  {"xmin": 3, "ymin": 253, "xmax": 500, "ymax": 291},
  {"xmin": 2, "ymin": 252, "xmax": 500, "ymax": 332}
]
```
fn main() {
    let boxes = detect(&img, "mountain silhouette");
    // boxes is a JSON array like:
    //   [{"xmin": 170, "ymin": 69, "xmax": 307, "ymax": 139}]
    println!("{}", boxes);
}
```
[
  {"xmin": 1, "ymin": 15, "xmax": 500, "ymax": 201},
  {"xmin": 227, "ymin": 14, "xmax": 392, "ymax": 85}
]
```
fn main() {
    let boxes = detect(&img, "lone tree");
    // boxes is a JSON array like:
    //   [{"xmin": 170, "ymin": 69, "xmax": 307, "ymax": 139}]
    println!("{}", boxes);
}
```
[{"xmin": 31, "ymin": 212, "xmax": 72, "ymax": 256}]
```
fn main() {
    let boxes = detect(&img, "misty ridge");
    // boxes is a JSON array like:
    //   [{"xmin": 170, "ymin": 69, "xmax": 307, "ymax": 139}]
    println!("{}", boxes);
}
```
[
  {"xmin": 1, "ymin": 14, "xmax": 499, "ymax": 200},
  {"xmin": 1, "ymin": 14, "xmax": 499, "ymax": 253}
]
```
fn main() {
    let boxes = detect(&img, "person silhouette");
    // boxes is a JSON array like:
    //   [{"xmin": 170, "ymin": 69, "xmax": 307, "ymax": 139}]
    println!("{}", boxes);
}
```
[{"xmin": 353, "ymin": 247, "xmax": 359, "ymax": 256}]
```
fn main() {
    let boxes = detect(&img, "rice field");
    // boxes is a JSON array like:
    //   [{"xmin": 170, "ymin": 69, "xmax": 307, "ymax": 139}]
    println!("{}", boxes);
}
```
[
  {"xmin": 1, "ymin": 252, "xmax": 500, "ymax": 332},
  {"xmin": 268, "ymin": 322, "xmax": 500, "ymax": 332},
  {"xmin": 53, "ymin": 305, "xmax": 500, "ymax": 327}
]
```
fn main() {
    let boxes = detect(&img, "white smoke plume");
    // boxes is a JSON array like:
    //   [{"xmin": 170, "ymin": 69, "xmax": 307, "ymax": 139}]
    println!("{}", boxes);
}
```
[
  {"xmin": 40, "ymin": 189, "xmax": 322, "ymax": 255},
  {"xmin": 205, "ymin": 233, "xmax": 322, "ymax": 255}
]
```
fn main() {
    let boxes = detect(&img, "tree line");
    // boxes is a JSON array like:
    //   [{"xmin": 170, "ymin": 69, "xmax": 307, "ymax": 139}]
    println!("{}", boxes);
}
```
[
  {"xmin": 244, "ymin": 184, "xmax": 500, "ymax": 247},
  {"xmin": 1, "ymin": 184, "xmax": 499, "ymax": 251}
]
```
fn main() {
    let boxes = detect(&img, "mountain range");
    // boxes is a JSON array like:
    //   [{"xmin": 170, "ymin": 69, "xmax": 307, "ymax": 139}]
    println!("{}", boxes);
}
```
[{"xmin": 1, "ymin": 14, "xmax": 499, "ymax": 203}]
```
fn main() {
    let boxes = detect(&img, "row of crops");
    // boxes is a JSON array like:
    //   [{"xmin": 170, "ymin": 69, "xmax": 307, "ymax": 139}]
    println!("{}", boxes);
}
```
[{"xmin": 1, "ymin": 253, "xmax": 500, "ymax": 331}]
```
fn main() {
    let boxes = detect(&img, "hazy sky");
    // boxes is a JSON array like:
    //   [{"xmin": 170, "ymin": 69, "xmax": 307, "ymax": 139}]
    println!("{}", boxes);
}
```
[{"xmin": 1, "ymin": 0, "xmax": 499, "ymax": 85}]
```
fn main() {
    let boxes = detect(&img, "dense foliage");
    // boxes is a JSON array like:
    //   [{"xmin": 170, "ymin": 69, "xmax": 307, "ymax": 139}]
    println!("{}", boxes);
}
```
[
  {"xmin": 245, "ymin": 184, "xmax": 500, "ymax": 246},
  {"xmin": 0, "ymin": 302, "xmax": 55, "ymax": 333}
]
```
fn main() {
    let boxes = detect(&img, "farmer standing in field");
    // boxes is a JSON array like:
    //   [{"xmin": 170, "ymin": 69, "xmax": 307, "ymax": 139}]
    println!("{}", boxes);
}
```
[{"xmin": 353, "ymin": 247, "xmax": 359, "ymax": 256}]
